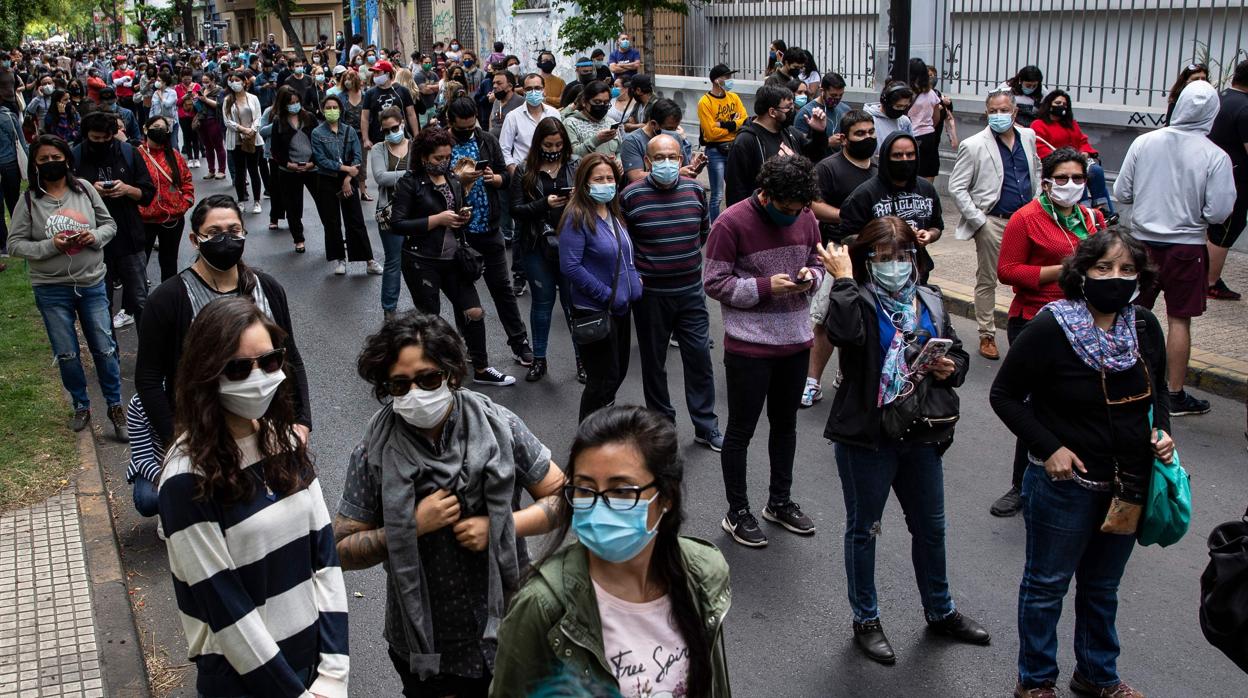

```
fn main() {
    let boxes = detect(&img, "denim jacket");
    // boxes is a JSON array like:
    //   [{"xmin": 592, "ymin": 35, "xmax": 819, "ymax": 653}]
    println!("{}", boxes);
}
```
[
  {"xmin": 0, "ymin": 106, "xmax": 28, "ymax": 166},
  {"xmin": 311, "ymin": 120, "xmax": 361, "ymax": 177}
]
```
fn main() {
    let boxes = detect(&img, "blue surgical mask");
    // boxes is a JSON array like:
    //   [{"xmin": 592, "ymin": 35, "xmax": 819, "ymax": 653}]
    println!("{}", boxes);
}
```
[
  {"xmin": 610, "ymin": 87, "xmax": 621, "ymax": 99},
  {"xmin": 571, "ymin": 493, "xmax": 663, "ymax": 563},
  {"xmin": 794, "ymin": 94, "xmax": 809, "ymax": 108},
  {"xmin": 588, "ymin": 183, "xmax": 616, "ymax": 203},
  {"xmin": 650, "ymin": 159, "xmax": 679, "ymax": 186},
  {"xmin": 723, "ymin": 79, "xmax": 735, "ymax": 92},
  {"xmin": 385, "ymin": 130, "xmax": 404, "ymax": 144},
  {"xmin": 870, "ymin": 260, "xmax": 914, "ymax": 293},
  {"xmin": 619, "ymin": 40, "xmax": 631, "ymax": 50},
  {"xmin": 1022, "ymin": 85, "xmax": 1037, "ymax": 95},
  {"xmin": 286, "ymin": 103, "xmax": 302, "ymax": 114},
  {"xmin": 988, "ymin": 113, "xmax": 1014, "ymax": 133},
  {"xmin": 764, "ymin": 201, "xmax": 799, "ymax": 227},
  {"xmin": 525, "ymin": 89, "xmax": 544, "ymax": 107}
]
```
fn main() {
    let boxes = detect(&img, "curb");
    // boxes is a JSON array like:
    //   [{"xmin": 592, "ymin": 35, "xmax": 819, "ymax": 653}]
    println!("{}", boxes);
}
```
[
  {"xmin": 76, "ymin": 428, "xmax": 152, "ymax": 698},
  {"xmin": 936, "ymin": 284, "xmax": 1248, "ymax": 402}
]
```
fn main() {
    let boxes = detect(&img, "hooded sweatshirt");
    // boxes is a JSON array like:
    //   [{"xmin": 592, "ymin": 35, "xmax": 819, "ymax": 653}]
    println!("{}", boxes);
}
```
[
  {"xmin": 1114, "ymin": 81, "xmax": 1236, "ymax": 246},
  {"xmin": 723, "ymin": 117, "xmax": 827, "ymax": 207},
  {"xmin": 7, "ymin": 180, "xmax": 117, "ymax": 287},
  {"xmin": 838, "ymin": 131, "xmax": 944, "ymax": 241},
  {"xmin": 863, "ymin": 102, "xmax": 913, "ymax": 155}
]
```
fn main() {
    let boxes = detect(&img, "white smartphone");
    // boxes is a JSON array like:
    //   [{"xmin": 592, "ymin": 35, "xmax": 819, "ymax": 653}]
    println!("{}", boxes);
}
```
[{"xmin": 912, "ymin": 338, "xmax": 954, "ymax": 372}]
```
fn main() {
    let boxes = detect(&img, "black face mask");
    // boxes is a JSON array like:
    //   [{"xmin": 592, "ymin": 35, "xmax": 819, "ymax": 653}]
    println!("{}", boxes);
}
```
[
  {"xmin": 197, "ymin": 234, "xmax": 246, "ymax": 271},
  {"xmin": 588, "ymin": 103, "xmax": 610, "ymax": 120},
  {"xmin": 1050, "ymin": 106, "xmax": 1069, "ymax": 118},
  {"xmin": 885, "ymin": 158, "xmax": 918, "ymax": 183},
  {"xmin": 452, "ymin": 127, "xmax": 476, "ymax": 143},
  {"xmin": 37, "ymin": 160, "xmax": 68, "ymax": 182},
  {"xmin": 539, "ymin": 149, "xmax": 561, "ymax": 162},
  {"xmin": 86, "ymin": 139, "xmax": 112, "ymax": 161},
  {"xmin": 493, "ymin": 88, "xmax": 509, "ymax": 101},
  {"xmin": 147, "ymin": 128, "xmax": 170, "ymax": 145},
  {"xmin": 882, "ymin": 103, "xmax": 908, "ymax": 119},
  {"xmin": 845, "ymin": 137, "xmax": 877, "ymax": 160},
  {"xmin": 578, "ymin": 73, "xmax": 593, "ymax": 85},
  {"xmin": 1082, "ymin": 275, "xmax": 1138, "ymax": 314},
  {"xmin": 537, "ymin": 61, "xmax": 556, "ymax": 73}
]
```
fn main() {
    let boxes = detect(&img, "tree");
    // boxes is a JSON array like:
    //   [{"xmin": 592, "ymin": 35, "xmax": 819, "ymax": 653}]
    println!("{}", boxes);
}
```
[
  {"xmin": 542, "ymin": 0, "xmax": 687, "ymax": 76},
  {"xmin": 258, "ymin": 0, "xmax": 307, "ymax": 60},
  {"xmin": 173, "ymin": 0, "xmax": 196, "ymax": 44}
]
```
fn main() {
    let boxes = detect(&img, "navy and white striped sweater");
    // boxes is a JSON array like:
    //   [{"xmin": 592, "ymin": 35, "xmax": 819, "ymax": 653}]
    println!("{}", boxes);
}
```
[
  {"xmin": 158, "ymin": 432, "xmax": 349, "ymax": 697},
  {"xmin": 125, "ymin": 394, "xmax": 164, "ymax": 484}
]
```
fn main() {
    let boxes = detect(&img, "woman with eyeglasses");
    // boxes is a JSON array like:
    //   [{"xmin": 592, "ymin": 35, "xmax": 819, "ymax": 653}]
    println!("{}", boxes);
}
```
[
  {"xmin": 564, "ymin": 80, "xmax": 621, "ymax": 159},
  {"xmin": 369, "ymin": 105, "xmax": 414, "ymax": 321},
  {"xmin": 1165, "ymin": 62, "xmax": 1209, "ymax": 125},
  {"xmin": 492, "ymin": 405, "xmax": 732, "ymax": 698},
  {"xmin": 990, "ymin": 231, "xmax": 1173, "ymax": 698},
  {"xmin": 989, "ymin": 148, "xmax": 1106, "ymax": 519},
  {"xmin": 333, "ymin": 311, "xmax": 565, "ymax": 696},
  {"xmin": 160, "ymin": 296, "xmax": 348, "ymax": 697},
  {"xmin": 1031, "ymin": 92, "xmax": 1118, "ymax": 226},
  {"xmin": 815, "ymin": 216, "xmax": 989, "ymax": 665}
]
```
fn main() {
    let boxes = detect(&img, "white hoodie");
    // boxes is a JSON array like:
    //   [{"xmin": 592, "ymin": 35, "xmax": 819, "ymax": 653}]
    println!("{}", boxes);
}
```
[{"xmin": 1114, "ymin": 80, "xmax": 1235, "ymax": 245}]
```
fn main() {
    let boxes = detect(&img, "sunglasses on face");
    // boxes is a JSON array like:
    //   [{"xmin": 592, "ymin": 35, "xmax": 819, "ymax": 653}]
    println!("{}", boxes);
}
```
[
  {"xmin": 1049, "ymin": 174, "xmax": 1087, "ymax": 185},
  {"xmin": 383, "ymin": 369, "xmax": 448, "ymax": 396},
  {"xmin": 220, "ymin": 348, "xmax": 285, "ymax": 381}
]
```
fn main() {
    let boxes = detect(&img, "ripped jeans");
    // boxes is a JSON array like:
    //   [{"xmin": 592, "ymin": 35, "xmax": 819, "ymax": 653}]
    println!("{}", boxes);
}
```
[
  {"xmin": 834, "ymin": 441, "xmax": 955, "ymax": 624},
  {"xmin": 32, "ymin": 281, "xmax": 123, "ymax": 411}
]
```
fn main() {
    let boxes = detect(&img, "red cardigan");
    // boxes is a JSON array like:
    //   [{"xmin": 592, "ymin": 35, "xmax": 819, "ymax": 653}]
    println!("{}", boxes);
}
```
[
  {"xmin": 997, "ymin": 198, "xmax": 1105, "ymax": 320},
  {"xmin": 1030, "ymin": 117, "xmax": 1096, "ymax": 159},
  {"xmin": 137, "ymin": 144, "xmax": 195, "ymax": 224}
]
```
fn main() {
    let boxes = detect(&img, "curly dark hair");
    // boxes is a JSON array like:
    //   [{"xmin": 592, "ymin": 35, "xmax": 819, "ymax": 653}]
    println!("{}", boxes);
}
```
[
  {"xmin": 1041, "ymin": 146, "xmax": 1088, "ymax": 180},
  {"xmin": 411, "ymin": 124, "xmax": 455, "ymax": 165},
  {"xmin": 356, "ymin": 312, "xmax": 470, "ymax": 401},
  {"xmin": 757, "ymin": 154, "xmax": 819, "ymax": 205},
  {"xmin": 1037, "ymin": 88, "xmax": 1076, "ymax": 127},
  {"xmin": 173, "ymin": 296, "xmax": 311, "ymax": 505},
  {"xmin": 1058, "ymin": 230, "xmax": 1156, "ymax": 302}
]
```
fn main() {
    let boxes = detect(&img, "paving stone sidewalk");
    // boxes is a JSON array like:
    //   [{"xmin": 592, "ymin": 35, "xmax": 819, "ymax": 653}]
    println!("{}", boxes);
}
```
[{"xmin": 0, "ymin": 489, "xmax": 104, "ymax": 698}]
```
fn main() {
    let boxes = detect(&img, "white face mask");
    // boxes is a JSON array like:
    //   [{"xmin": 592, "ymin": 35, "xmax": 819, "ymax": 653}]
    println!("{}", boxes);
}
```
[
  {"xmin": 392, "ymin": 383, "xmax": 454, "ymax": 429},
  {"xmin": 218, "ymin": 367, "xmax": 286, "ymax": 420},
  {"xmin": 1045, "ymin": 178, "xmax": 1085, "ymax": 208}
]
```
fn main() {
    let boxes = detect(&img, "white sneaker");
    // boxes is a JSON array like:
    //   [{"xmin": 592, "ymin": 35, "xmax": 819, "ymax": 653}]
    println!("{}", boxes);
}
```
[
  {"xmin": 251, "ymin": 201, "xmax": 262, "ymax": 214},
  {"xmin": 800, "ymin": 380, "xmax": 822, "ymax": 408},
  {"xmin": 333, "ymin": 261, "xmax": 347, "ymax": 275},
  {"xmin": 112, "ymin": 310, "xmax": 134, "ymax": 329},
  {"xmin": 366, "ymin": 260, "xmax": 383, "ymax": 275}
]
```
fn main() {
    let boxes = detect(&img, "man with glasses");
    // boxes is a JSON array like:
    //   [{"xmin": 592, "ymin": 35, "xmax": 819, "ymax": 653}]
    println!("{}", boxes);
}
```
[
  {"xmin": 621, "ymin": 134, "xmax": 722, "ymax": 453},
  {"xmin": 723, "ymin": 83, "xmax": 827, "ymax": 207},
  {"xmin": 619, "ymin": 97, "xmax": 701, "ymax": 183},
  {"xmin": 948, "ymin": 89, "xmax": 1041, "ymax": 361},
  {"xmin": 500, "ymin": 73, "xmax": 561, "ymax": 172}
]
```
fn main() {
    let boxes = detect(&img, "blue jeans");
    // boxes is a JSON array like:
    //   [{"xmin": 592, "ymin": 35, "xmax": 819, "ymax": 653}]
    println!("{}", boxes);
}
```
[
  {"xmin": 132, "ymin": 476, "xmax": 159, "ymax": 517},
  {"xmin": 706, "ymin": 145, "xmax": 728, "ymax": 222},
  {"xmin": 32, "ymin": 281, "xmax": 123, "ymax": 410},
  {"xmin": 1084, "ymin": 162, "xmax": 1116, "ymax": 214},
  {"xmin": 380, "ymin": 229, "xmax": 404, "ymax": 312},
  {"xmin": 1018, "ymin": 465, "xmax": 1136, "ymax": 690},
  {"xmin": 521, "ymin": 249, "xmax": 574, "ymax": 359},
  {"xmin": 834, "ymin": 441, "xmax": 955, "ymax": 624}
]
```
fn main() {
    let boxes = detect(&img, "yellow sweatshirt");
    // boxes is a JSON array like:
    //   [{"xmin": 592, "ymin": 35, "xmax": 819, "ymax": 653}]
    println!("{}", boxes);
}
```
[{"xmin": 698, "ymin": 91, "xmax": 747, "ymax": 144}]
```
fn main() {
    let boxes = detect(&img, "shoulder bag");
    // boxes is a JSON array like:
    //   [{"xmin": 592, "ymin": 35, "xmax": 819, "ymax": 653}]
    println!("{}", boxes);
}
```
[
  {"xmin": 570, "ymin": 217, "xmax": 623, "ymax": 345},
  {"xmin": 4, "ymin": 109, "xmax": 27, "ymax": 181},
  {"xmin": 450, "ymin": 185, "xmax": 483, "ymax": 281},
  {"xmin": 1200, "ymin": 505, "xmax": 1248, "ymax": 673}
]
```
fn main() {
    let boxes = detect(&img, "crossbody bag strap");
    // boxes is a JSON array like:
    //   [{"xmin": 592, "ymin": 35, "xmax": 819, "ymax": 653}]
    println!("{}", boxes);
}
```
[{"xmin": 604, "ymin": 216, "xmax": 623, "ymax": 311}]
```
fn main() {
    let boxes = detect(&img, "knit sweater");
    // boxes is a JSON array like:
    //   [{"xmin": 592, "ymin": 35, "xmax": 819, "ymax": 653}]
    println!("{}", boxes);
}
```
[
  {"xmin": 703, "ymin": 195, "xmax": 824, "ymax": 358},
  {"xmin": 1030, "ymin": 117, "xmax": 1096, "ymax": 159},
  {"xmin": 997, "ymin": 198, "xmax": 1105, "ymax": 320},
  {"xmin": 620, "ymin": 175, "xmax": 710, "ymax": 295}
]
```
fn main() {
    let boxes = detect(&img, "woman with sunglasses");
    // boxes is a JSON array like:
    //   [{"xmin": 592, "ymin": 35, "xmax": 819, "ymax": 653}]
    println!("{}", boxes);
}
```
[
  {"xmin": 159, "ymin": 296, "xmax": 348, "ymax": 697},
  {"xmin": 1031, "ymin": 92, "xmax": 1118, "ymax": 226},
  {"xmin": 136, "ymin": 195, "xmax": 312, "ymax": 469},
  {"xmin": 815, "ymin": 216, "xmax": 989, "ymax": 665},
  {"xmin": 990, "ymin": 231, "xmax": 1173, "ymax": 698},
  {"xmin": 492, "ymin": 405, "xmax": 731, "ymax": 697},
  {"xmin": 333, "ymin": 312, "xmax": 565, "ymax": 696},
  {"xmin": 369, "ymin": 105, "xmax": 414, "ymax": 321},
  {"xmin": 989, "ymin": 148, "xmax": 1106, "ymax": 519}
]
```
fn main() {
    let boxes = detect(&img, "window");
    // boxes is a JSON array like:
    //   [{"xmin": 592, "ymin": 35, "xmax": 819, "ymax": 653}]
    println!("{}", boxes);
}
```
[
  {"xmin": 518, "ymin": 0, "xmax": 550, "ymax": 9},
  {"xmin": 289, "ymin": 14, "xmax": 334, "ymax": 47}
]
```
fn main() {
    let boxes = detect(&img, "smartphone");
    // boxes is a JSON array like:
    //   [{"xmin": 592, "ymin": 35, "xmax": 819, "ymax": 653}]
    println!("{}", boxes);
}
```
[
  {"xmin": 553, "ymin": 186, "xmax": 574, "ymax": 197},
  {"xmin": 99, "ymin": 180, "xmax": 115, "ymax": 189},
  {"xmin": 692, "ymin": 158, "xmax": 708, "ymax": 175},
  {"xmin": 474, "ymin": 159, "xmax": 489, "ymax": 170},
  {"xmin": 912, "ymin": 338, "xmax": 954, "ymax": 372},
  {"xmin": 609, "ymin": 121, "xmax": 623, "ymax": 130},
  {"xmin": 457, "ymin": 206, "xmax": 473, "ymax": 218}
]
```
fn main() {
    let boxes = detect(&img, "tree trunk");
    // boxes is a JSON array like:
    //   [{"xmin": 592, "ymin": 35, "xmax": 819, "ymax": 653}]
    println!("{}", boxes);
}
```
[
  {"xmin": 386, "ymin": 6, "xmax": 404, "ymax": 59},
  {"xmin": 641, "ymin": 5, "xmax": 656, "ymax": 76},
  {"xmin": 177, "ymin": 0, "xmax": 196, "ymax": 45},
  {"xmin": 277, "ymin": 0, "xmax": 306, "ymax": 61},
  {"xmin": 110, "ymin": 0, "xmax": 122, "ymax": 44}
]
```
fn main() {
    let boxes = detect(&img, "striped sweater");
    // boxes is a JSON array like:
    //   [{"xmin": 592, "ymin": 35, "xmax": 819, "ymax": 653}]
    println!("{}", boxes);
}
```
[
  {"xmin": 703, "ymin": 195, "xmax": 824, "ymax": 358},
  {"xmin": 124, "ymin": 394, "xmax": 165, "ymax": 484},
  {"xmin": 620, "ymin": 175, "xmax": 710, "ymax": 295},
  {"xmin": 158, "ymin": 433, "xmax": 349, "ymax": 698}
]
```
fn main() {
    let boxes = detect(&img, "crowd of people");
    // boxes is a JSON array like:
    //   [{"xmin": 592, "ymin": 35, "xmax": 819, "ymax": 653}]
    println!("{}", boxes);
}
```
[{"xmin": 2, "ymin": 32, "xmax": 1245, "ymax": 698}]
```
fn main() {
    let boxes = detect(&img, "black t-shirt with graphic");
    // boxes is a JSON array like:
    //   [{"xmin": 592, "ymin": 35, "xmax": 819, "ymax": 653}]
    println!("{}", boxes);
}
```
[{"xmin": 362, "ymin": 84, "xmax": 416, "ymax": 143}]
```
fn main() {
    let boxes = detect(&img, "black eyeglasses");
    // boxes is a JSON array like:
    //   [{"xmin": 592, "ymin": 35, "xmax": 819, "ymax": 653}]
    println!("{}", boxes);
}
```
[
  {"xmin": 383, "ymin": 370, "xmax": 448, "ymax": 396},
  {"xmin": 1101, "ymin": 356, "xmax": 1153, "ymax": 406},
  {"xmin": 1050, "ymin": 174, "xmax": 1087, "ymax": 186},
  {"xmin": 219, "ymin": 348, "xmax": 285, "ymax": 381},
  {"xmin": 563, "ymin": 481, "xmax": 658, "ymax": 511}
]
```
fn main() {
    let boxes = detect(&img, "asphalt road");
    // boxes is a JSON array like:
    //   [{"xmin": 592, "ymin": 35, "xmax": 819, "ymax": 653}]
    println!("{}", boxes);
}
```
[{"xmin": 90, "ymin": 173, "xmax": 1247, "ymax": 697}]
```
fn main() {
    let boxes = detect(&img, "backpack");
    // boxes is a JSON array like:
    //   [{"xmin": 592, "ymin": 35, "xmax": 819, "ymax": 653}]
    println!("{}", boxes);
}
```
[{"xmin": 1200, "ymin": 507, "xmax": 1248, "ymax": 672}]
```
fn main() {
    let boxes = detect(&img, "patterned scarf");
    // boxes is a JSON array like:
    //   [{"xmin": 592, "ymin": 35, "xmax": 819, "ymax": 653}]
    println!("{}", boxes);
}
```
[
  {"xmin": 872, "ymin": 281, "xmax": 918, "ymax": 406},
  {"xmin": 1044, "ymin": 299, "xmax": 1138, "ymax": 372}
]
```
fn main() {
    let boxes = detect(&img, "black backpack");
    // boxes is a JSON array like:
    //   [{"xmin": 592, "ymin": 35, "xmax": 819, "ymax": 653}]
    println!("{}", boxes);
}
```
[{"xmin": 1200, "ymin": 505, "xmax": 1248, "ymax": 673}]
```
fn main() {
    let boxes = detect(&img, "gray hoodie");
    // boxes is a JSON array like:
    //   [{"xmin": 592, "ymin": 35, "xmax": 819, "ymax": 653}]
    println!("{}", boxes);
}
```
[
  {"xmin": 1114, "ymin": 80, "xmax": 1236, "ymax": 246},
  {"xmin": 7, "ymin": 178, "xmax": 117, "ymax": 287}
]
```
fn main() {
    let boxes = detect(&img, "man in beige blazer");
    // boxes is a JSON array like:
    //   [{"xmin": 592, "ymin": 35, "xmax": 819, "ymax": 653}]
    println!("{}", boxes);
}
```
[{"xmin": 948, "ymin": 90, "xmax": 1042, "ymax": 359}]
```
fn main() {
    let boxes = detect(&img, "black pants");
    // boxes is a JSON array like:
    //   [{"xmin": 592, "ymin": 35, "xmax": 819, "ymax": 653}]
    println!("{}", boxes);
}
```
[
  {"xmin": 268, "ymin": 163, "xmax": 287, "ymax": 224},
  {"xmin": 632, "ymin": 289, "xmax": 718, "ymax": 436},
  {"xmin": 721, "ymin": 349, "xmax": 808, "ymax": 513},
  {"xmin": 467, "ymin": 230, "xmax": 530, "ymax": 354},
  {"xmin": 1008, "ymin": 315, "xmax": 1032, "ymax": 488},
  {"xmin": 313, "ymin": 174, "xmax": 373, "ymax": 262},
  {"xmin": 231, "ymin": 148, "xmax": 262, "ymax": 201},
  {"xmin": 257, "ymin": 155, "xmax": 272, "ymax": 196},
  {"xmin": 401, "ymin": 254, "xmax": 489, "ymax": 366},
  {"xmin": 0, "ymin": 158, "xmax": 20, "ymax": 252},
  {"xmin": 277, "ymin": 169, "xmax": 315, "ymax": 243},
  {"xmin": 387, "ymin": 649, "xmax": 489, "ymax": 698},
  {"xmin": 142, "ymin": 217, "xmax": 184, "ymax": 282},
  {"xmin": 178, "ymin": 116, "xmax": 201, "ymax": 159},
  {"xmin": 576, "ymin": 308, "xmax": 632, "ymax": 422},
  {"xmin": 104, "ymin": 250, "xmax": 149, "ymax": 325}
]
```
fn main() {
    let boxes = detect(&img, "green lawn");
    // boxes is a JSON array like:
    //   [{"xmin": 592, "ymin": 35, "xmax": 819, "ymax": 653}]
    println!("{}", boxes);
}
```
[{"xmin": 0, "ymin": 262, "xmax": 78, "ymax": 511}]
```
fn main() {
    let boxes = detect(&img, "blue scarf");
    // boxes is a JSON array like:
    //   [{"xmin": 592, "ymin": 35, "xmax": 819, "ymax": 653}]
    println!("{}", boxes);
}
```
[
  {"xmin": 1044, "ymin": 299, "xmax": 1138, "ymax": 372},
  {"xmin": 872, "ymin": 281, "xmax": 918, "ymax": 406}
]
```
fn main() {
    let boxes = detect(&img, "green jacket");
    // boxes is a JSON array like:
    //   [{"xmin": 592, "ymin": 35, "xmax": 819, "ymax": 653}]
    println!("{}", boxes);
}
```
[{"xmin": 490, "ymin": 537, "xmax": 733, "ymax": 697}]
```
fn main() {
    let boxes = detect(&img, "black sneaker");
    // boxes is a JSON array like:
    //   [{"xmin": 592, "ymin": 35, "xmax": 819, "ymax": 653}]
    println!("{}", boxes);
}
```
[
  {"xmin": 525, "ymin": 358, "xmax": 547, "ymax": 382},
  {"xmin": 512, "ymin": 276, "xmax": 527, "ymax": 297},
  {"xmin": 473, "ymin": 366, "xmax": 517, "ymax": 386},
  {"xmin": 575, "ymin": 358, "xmax": 587, "ymax": 384},
  {"xmin": 762, "ymin": 501, "xmax": 816, "ymax": 535},
  {"xmin": 721, "ymin": 508, "xmax": 768, "ymax": 548},
  {"xmin": 1170, "ymin": 389, "xmax": 1211, "ymax": 416},
  {"xmin": 513, "ymin": 342, "xmax": 535, "ymax": 367},
  {"xmin": 1208, "ymin": 278, "xmax": 1242, "ymax": 301},
  {"xmin": 990, "ymin": 486, "xmax": 1023, "ymax": 517}
]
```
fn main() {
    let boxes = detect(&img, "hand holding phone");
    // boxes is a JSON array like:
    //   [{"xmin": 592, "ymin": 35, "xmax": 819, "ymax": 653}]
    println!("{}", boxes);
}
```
[
  {"xmin": 474, "ymin": 159, "xmax": 489, "ymax": 171},
  {"xmin": 912, "ymin": 338, "xmax": 954, "ymax": 373}
]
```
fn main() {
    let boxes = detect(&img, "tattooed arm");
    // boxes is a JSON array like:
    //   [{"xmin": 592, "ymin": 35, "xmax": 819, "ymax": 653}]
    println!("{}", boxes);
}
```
[
  {"xmin": 332, "ymin": 515, "xmax": 388, "ymax": 571},
  {"xmin": 514, "ymin": 461, "xmax": 566, "ymax": 537}
]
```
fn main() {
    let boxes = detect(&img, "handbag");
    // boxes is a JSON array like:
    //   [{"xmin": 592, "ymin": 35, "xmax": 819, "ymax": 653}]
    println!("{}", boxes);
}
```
[
  {"xmin": 5, "ymin": 110, "xmax": 26, "ymax": 181},
  {"xmin": 1137, "ymin": 407, "xmax": 1191, "ymax": 546},
  {"xmin": 1200, "ymin": 506, "xmax": 1248, "ymax": 673},
  {"xmin": 452, "ymin": 225, "xmax": 483, "ymax": 282},
  {"xmin": 570, "ymin": 217, "xmax": 623, "ymax": 346}
]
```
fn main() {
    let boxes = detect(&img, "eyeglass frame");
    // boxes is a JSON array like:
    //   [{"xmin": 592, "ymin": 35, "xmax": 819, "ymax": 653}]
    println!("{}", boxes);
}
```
[
  {"xmin": 383, "ymin": 369, "xmax": 449, "ymax": 396},
  {"xmin": 1100, "ymin": 354, "xmax": 1153, "ymax": 406},
  {"xmin": 219, "ymin": 347, "xmax": 285, "ymax": 381},
  {"xmin": 562, "ymin": 480, "xmax": 658, "ymax": 511}
]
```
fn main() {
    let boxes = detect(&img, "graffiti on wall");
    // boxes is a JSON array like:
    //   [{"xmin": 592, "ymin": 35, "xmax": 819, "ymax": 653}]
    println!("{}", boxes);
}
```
[
  {"xmin": 1128, "ymin": 111, "xmax": 1167, "ymax": 128},
  {"xmin": 431, "ymin": 0, "xmax": 455, "ymax": 43}
]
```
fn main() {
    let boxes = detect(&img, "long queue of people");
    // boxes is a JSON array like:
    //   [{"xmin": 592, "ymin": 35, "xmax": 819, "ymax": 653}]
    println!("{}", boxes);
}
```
[{"xmin": 5, "ymin": 36, "xmax": 1245, "ymax": 698}]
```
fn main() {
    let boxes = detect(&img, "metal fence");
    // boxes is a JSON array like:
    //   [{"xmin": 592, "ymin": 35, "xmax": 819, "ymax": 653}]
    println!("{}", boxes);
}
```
[{"xmin": 662, "ymin": 0, "xmax": 1247, "ymax": 109}]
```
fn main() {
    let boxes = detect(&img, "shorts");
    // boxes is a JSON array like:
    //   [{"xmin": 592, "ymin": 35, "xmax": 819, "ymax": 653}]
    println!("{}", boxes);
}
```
[
  {"xmin": 915, "ymin": 132, "xmax": 941, "ymax": 178},
  {"xmin": 1208, "ymin": 193, "xmax": 1247, "ymax": 248},
  {"xmin": 810, "ymin": 274, "xmax": 833, "ymax": 325},
  {"xmin": 1137, "ymin": 242, "xmax": 1208, "ymax": 319}
]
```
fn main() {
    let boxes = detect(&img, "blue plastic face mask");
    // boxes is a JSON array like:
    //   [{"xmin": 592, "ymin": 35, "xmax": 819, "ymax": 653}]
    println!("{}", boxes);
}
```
[
  {"xmin": 571, "ymin": 493, "xmax": 663, "ymax": 563},
  {"xmin": 988, "ymin": 113, "xmax": 1014, "ymax": 133},
  {"xmin": 723, "ymin": 79, "xmax": 735, "ymax": 92},
  {"xmin": 870, "ymin": 260, "xmax": 914, "ymax": 293},
  {"xmin": 525, "ymin": 89, "xmax": 544, "ymax": 107},
  {"xmin": 610, "ymin": 87, "xmax": 621, "ymax": 99},
  {"xmin": 589, "ymin": 182, "xmax": 617, "ymax": 203},
  {"xmin": 650, "ymin": 159, "xmax": 680, "ymax": 185},
  {"xmin": 794, "ymin": 94, "xmax": 809, "ymax": 108}
]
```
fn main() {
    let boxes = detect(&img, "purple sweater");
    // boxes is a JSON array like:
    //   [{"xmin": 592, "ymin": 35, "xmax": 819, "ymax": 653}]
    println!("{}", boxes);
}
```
[{"xmin": 703, "ymin": 196, "xmax": 824, "ymax": 358}]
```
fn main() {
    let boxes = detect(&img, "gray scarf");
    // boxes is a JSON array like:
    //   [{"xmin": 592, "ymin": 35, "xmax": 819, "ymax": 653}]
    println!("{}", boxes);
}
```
[{"xmin": 372, "ymin": 389, "xmax": 520, "ymax": 679}]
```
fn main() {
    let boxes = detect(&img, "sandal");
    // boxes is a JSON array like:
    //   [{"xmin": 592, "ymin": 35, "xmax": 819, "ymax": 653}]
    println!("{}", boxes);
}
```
[
  {"xmin": 294, "ymin": 244, "xmax": 306, "ymax": 254},
  {"xmin": 268, "ymin": 223, "xmax": 279, "ymax": 230},
  {"xmin": 361, "ymin": 192, "xmax": 374, "ymax": 202}
]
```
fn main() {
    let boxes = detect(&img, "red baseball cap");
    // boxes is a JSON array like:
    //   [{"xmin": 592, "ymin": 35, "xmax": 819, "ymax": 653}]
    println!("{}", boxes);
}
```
[{"xmin": 373, "ymin": 60, "xmax": 395, "ymax": 74}]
